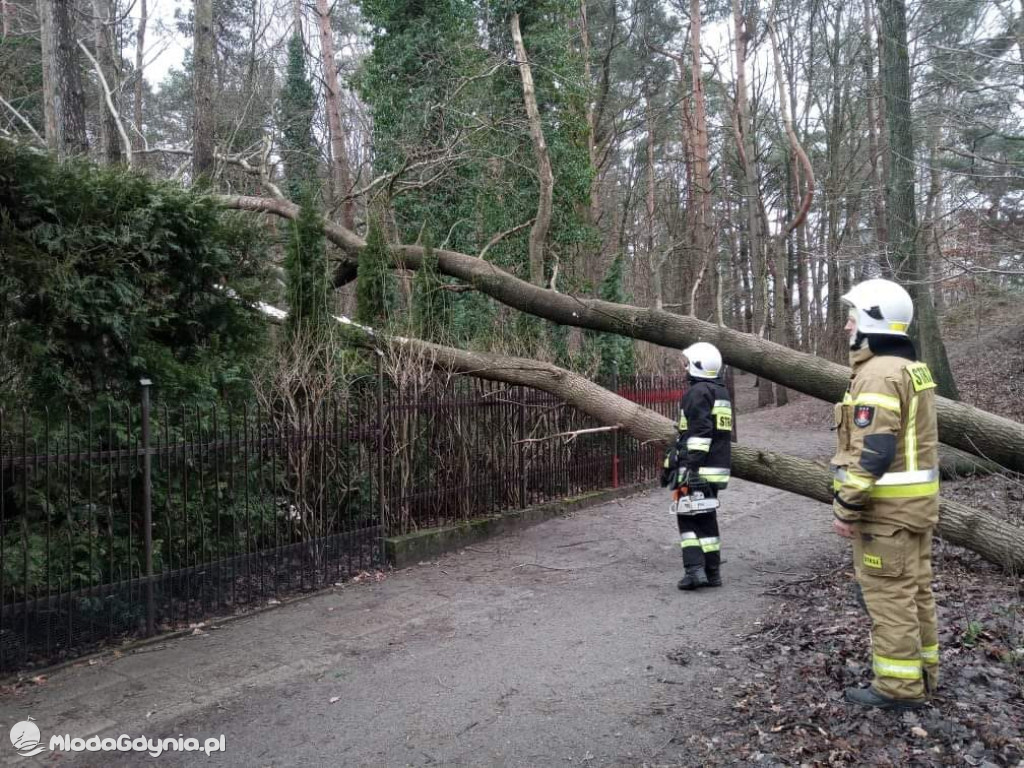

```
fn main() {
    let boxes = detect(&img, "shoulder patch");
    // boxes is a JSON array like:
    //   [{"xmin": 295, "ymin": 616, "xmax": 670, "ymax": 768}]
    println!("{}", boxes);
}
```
[
  {"xmin": 853, "ymin": 404, "xmax": 875, "ymax": 427},
  {"xmin": 905, "ymin": 362, "xmax": 936, "ymax": 392}
]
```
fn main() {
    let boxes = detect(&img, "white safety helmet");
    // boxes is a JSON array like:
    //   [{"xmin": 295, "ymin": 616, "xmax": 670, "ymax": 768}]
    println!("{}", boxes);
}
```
[
  {"xmin": 841, "ymin": 278, "xmax": 914, "ymax": 341},
  {"xmin": 682, "ymin": 342, "xmax": 723, "ymax": 380}
]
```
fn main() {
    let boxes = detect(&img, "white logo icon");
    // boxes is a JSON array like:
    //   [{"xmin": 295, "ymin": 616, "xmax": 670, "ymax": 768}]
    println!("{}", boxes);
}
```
[{"xmin": 10, "ymin": 718, "xmax": 44, "ymax": 757}]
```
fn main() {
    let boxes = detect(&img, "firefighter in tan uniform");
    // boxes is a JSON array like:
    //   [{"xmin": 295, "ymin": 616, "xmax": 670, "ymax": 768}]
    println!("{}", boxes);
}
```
[{"xmin": 831, "ymin": 278, "xmax": 940, "ymax": 711}]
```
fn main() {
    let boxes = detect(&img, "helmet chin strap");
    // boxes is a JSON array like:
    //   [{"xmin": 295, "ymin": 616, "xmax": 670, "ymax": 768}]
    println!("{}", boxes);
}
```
[{"xmin": 849, "ymin": 330, "xmax": 867, "ymax": 351}]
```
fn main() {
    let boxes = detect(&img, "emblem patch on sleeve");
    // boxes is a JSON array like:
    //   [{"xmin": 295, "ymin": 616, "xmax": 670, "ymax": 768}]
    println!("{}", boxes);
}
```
[{"xmin": 853, "ymin": 405, "xmax": 875, "ymax": 427}]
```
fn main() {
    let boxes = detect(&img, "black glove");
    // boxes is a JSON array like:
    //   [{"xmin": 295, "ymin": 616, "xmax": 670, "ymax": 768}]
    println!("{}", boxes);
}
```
[{"xmin": 660, "ymin": 448, "xmax": 679, "ymax": 488}]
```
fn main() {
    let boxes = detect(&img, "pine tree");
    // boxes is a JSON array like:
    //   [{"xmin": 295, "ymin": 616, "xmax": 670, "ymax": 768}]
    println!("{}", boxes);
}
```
[
  {"xmin": 356, "ymin": 217, "xmax": 396, "ymax": 328},
  {"xmin": 595, "ymin": 253, "xmax": 635, "ymax": 380},
  {"xmin": 278, "ymin": 32, "xmax": 329, "ymax": 337},
  {"xmin": 279, "ymin": 33, "xmax": 319, "ymax": 195},
  {"xmin": 411, "ymin": 231, "xmax": 453, "ymax": 343}
]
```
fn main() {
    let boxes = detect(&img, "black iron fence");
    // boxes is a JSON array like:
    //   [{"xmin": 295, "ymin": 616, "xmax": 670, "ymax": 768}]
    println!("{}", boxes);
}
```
[{"xmin": 0, "ymin": 373, "xmax": 688, "ymax": 672}]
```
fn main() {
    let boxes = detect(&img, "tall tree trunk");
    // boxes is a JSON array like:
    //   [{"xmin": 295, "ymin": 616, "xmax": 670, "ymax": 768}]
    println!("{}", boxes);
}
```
[
  {"xmin": 922, "ymin": 122, "xmax": 944, "ymax": 314},
  {"xmin": 877, "ymin": 0, "xmax": 959, "ymax": 399},
  {"xmin": 644, "ymin": 94, "xmax": 663, "ymax": 310},
  {"xmin": 511, "ymin": 13, "xmax": 554, "ymax": 287},
  {"xmin": 92, "ymin": 0, "xmax": 122, "ymax": 164},
  {"xmin": 225, "ymin": 193, "xmax": 1024, "ymax": 475},
  {"xmin": 730, "ymin": 0, "xmax": 762, "ymax": 331},
  {"xmin": 133, "ymin": 0, "xmax": 147, "ymax": 151},
  {"xmin": 315, "ymin": 0, "xmax": 354, "ymax": 229},
  {"xmin": 192, "ymin": 0, "xmax": 216, "ymax": 180},
  {"xmin": 580, "ymin": 0, "xmax": 601, "ymax": 227},
  {"xmin": 37, "ymin": 0, "xmax": 58, "ymax": 153},
  {"xmin": 686, "ymin": 0, "xmax": 714, "ymax": 316},
  {"xmin": 863, "ymin": 0, "xmax": 887, "ymax": 248},
  {"xmin": 51, "ymin": 0, "xmax": 88, "ymax": 158}
]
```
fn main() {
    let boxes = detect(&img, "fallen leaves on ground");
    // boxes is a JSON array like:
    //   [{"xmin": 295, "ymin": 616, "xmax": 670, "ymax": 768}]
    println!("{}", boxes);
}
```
[{"xmin": 689, "ymin": 549, "xmax": 1023, "ymax": 767}]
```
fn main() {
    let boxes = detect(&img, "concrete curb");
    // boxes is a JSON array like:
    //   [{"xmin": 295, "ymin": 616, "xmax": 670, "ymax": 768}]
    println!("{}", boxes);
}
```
[{"xmin": 384, "ymin": 481, "xmax": 659, "ymax": 569}]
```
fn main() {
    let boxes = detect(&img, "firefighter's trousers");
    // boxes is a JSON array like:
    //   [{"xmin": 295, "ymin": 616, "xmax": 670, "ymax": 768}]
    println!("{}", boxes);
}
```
[
  {"xmin": 853, "ymin": 525, "xmax": 939, "ymax": 699},
  {"xmin": 676, "ymin": 503, "xmax": 720, "ymax": 571}
]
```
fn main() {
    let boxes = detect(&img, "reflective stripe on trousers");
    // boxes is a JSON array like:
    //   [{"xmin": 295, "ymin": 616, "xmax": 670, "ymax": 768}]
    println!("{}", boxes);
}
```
[
  {"xmin": 698, "ymin": 467, "xmax": 730, "ymax": 483},
  {"xmin": 873, "ymin": 654, "xmax": 923, "ymax": 680},
  {"xmin": 680, "ymin": 532, "xmax": 701, "ymax": 549},
  {"xmin": 699, "ymin": 536, "xmax": 720, "ymax": 553}
]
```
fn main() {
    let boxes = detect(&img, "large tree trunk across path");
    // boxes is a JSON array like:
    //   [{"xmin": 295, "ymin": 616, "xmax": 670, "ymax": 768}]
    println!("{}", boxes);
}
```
[
  {"xmin": 221, "ymin": 194, "xmax": 1024, "ymax": 476},
  {"xmin": 379, "ymin": 336, "xmax": 1024, "ymax": 571}
]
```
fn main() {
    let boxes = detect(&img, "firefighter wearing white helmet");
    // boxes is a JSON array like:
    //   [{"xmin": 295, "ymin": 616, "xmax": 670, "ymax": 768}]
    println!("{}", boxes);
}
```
[
  {"xmin": 660, "ymin": 342, "xmax": 732, "ymax": 590},
  {"xmin": 831, "ymin": 278, "xmax": 941, "ymax": 711}
]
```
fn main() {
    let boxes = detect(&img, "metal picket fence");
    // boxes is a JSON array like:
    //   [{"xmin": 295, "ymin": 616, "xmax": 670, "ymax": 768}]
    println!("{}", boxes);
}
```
[{"xmin": 0, "ymin": 372, "xmax": 692, "ymax": 672}]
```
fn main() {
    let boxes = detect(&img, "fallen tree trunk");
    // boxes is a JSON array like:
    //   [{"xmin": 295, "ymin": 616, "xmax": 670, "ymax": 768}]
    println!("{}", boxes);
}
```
[
  {"xmin": 377, "ymin": 333, "xmax": 1024, "ymax": 571},
  {"xmin": 938, "ymin": 447, "xmax": 1005, "ymax": 479},
  {"xmin": 219, "ymin": 194, "xmax": 1024, "ymax": 476}
]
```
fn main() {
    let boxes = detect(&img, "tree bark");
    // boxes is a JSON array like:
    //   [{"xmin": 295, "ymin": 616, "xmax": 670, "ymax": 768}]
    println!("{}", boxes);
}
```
[
  {"xmin": 37, "ymin": 0, "xmax": 58, "ymax": 152},
  {"xmin": 511, "ymin": 13, "xmax": 553, "ymax": 287},
  {"xmin": 644, "ymin": 94, "xmax": 663, "ymax": 310},
  {"xmin": 862, "ymin": 0, "xmax": 887, "ymax": 249},
  {"xmin": 39, "ymin": 0, "xmax": 88, "ymax": 158},
  {"xmin": 315, "ymin": 0, "xmax": 354, "ymax": 230},
  {"xmin": 579, "ymin": 0, "xmax": 602, "ymax": 227},
  {"xmin": 730, "ymin": 0, "xmax": 761, "ymax": 332},
  {"xmin": 91, "ymin": 0, "xmax": 121, "ymax": 164},
  {"xmin": 766, "ymin": 15, "xmax": 815, "ymax": 406},
  {"xmin": 133, "ymin": 0, "xmax": 146, "ymax": 151},
  {"xmin": 686, "ymin": 0, "xmax": 713, "ymax": 317},
  {"xmin": 877, "ymin": 0, "xmax": 959, "ymax": 400},
  {"xmin": 192, "ymin": 0, "xmax": 215, "ymax": 180},
  {"xmin": 219, "ymin": 194, "xmax": 1024, "ymax": 475}
]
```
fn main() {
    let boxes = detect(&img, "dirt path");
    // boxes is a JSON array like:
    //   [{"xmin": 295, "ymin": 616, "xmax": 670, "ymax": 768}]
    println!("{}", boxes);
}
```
[{"xmin": 0, "ymin": 398, "xmax": 843, "ymax": 768}]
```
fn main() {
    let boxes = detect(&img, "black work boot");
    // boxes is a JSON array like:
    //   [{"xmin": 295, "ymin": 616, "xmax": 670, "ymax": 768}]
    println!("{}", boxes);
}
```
[
  {"xmin": 704, "ymin": 565, "xmax": 722, "ymax": 587},
  {"xmin": 844, "ymin": 686, "xmax": 925, "ymax": 711},
  {"xmin": 677, "ymin": 566, "xmax": 708, "ymax": 591}
]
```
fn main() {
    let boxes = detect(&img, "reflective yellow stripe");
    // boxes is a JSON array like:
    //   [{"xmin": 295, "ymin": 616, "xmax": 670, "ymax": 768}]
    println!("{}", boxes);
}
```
[
  {"xmin": 843, "ymin": 471, "xmax": 874, "ymax": 491},
  {"xmin": 854, "ymin": 393, "xmax": 902, "ymax": 414},
  {"xmin": 921, "ymin": 645, "xmax": 939, "ymax": 664},
  {"xmin": 835, "ymin": 468, "xmax": 938, "ymax": 486},
  {"xmin": 698, "ymin": 467, "xmax": 730, "ymax": 483},
  {"xmin": 869, "ymin": 480, "xmax": 939, "ymax": 499},
  {"xmin": 680, "ymin": 539, "xmax": 703, "ymax": 549},
  {"xmin": 699, "ymin": 536, "xmax": 721, "ymax": 553},
  {"xmin": 686, "ymin": 437, "xmax": 711, "ymax": 452},
  {"xmin": 873, "ymin": 654, "xmax": 923, "ymax": 680},
  {"xmin": 832, "ymin": 478, "xmax": 939, "ymax": 498},
  {"xmin": 906, "ymin": 395, "xmax": 919, "ymax": 472},
  {"xmin": 678, "ymin": 413, "xmax": 688, "ymax": 430},
  {"xmin": 843, "ymin": 392, "xmax": 854, "ymax": 405}
]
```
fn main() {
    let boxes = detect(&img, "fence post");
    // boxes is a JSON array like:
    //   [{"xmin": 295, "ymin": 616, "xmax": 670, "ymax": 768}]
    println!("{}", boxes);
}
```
[
  {"xmin": 139, "ymin": 378, "xmax": 155, "ymax": 637},
  {"xmin": 518, "ymin": 387, "xmax": 527, "ymax": 508},
  {"xmin": 376, "ymin": 353, "xmax": 387, "ymax": 563},
  {"xmin": 611, "ymin": 373, "xmax": 620, "ymax": 488}
]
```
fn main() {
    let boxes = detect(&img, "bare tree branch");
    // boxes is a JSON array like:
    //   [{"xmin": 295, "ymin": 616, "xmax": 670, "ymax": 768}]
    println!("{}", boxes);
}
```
[{"xmin": 78, "ymin": 39, "xmax": 133, "ymax": 164}]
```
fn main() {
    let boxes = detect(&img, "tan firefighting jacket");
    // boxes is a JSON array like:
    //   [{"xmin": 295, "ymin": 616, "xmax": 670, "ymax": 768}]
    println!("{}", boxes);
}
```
[{"xmin": 831, "ymin": 345, "xmax": 940, "ymax": 532}]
